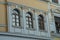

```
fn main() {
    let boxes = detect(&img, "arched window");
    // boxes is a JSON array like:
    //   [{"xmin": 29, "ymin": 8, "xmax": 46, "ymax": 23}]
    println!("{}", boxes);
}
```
[
  {"xmin": 54, "ymin": 16, "xmax": 60, "ymax": 33},
  {"xmin": 52, "ymin": 0, "xmax": 58, "ymax": 3},
  {"xmin": 26, "ymin": 12, "xmax": 33, "ymax": 29},
  {"xmin": 38, "ymin": 15, "xmax": 44, "ymax": 30},
  {"xmin": 12, "ymin": 8, "xmax": 20, "ymax": 27}
]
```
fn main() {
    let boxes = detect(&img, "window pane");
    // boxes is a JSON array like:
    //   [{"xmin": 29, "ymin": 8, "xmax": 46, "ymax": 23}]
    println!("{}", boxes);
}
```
[
  {"xmin": 17, "ymin": 23, "xmax": 19, "ymax": 26},
  {"xmin": 29, "ymin": 22, "xmax": 32, "ymax": 25},
  {"xmin": 54, "ymin": 16, "xmax": 60, "ymax": 33},
  {"xmin": 12, "ymin": 15, "xmax": 15, "ymax": 18},
  {"xmin": 16, "ymin": 16, "xmax": 19, "ymax": 18},
  {"xmin": 26, "ymin": 22, "xmax": 28, "ymax": 24},
  {"xmin": 12, "ymin": 19, "xmax": 15, "ymax": 21},
  {"xmin": 29, "ymin": 18, "xmax": 31, "ymax": 21},
  {"xmin": 13, "ymin": 22, "xmax": 15, "ymax": 26},
  {"xmin": 26, "ymin": 18, "xmax": 28, "ymax": 20},
  {"xmin": 16, "ymin": 19, "xmax": 19, "ymax": 22}
]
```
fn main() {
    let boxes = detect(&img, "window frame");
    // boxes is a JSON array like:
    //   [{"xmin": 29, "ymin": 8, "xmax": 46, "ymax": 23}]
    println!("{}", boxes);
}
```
[
  {"xmin": 38, "ymin": 14, "xmax": 45, "ymax": 30},
  {"xmin": 54, "ymin": 16, "xmax": 60, "ymax": 33},
  {"xmin": 26, "ymin": 12, "xmax": 34, "ymax": 29},
  {"xmin": 12, "ymin": 8, "xmax": 21, "ymax": 28}
]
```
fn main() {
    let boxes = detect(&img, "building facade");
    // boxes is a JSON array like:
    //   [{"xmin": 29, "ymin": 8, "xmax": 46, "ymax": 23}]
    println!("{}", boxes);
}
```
[{"xmin": 0, "ymin": 0, "xmax": 60, "ymax": 40}]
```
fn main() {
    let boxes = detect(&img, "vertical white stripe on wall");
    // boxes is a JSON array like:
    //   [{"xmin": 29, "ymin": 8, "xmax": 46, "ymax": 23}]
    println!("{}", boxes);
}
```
[
  {"xmin": 52, "ymin": 14, "xmax": 56, "ymax": 33},
  {"xmin": 20, "ymin": 10, "xmax": 24, "ymax": 28},
  {"xmin": 7, "ymin": 5, "xmax": 10, "ymax": 32},
  {"xmin": 32, "ymin": 13, "xmax": 36, "ymax": 31},
  {"xmin": 23, "ymin": 10, "xmax": 26, "ymax": 30},
  {"xmin": 58, "ymin": 0, "xmax": 60, "ymax": 4},
  {"xmin": 7, "ymin": 5, "xmax": 14, "ymax": 32},
  {"xmin": 44, "ymin": 14, "xmax": 48, "ymax": 31},
  {"xmin": 46, "ymin": 12, "xmax": 51, "ymax": 37},
  {"xmin": 34, "ymin": 13, "xmax": 39, "ymax": 31},
  {"xmin": 15, "ymin": 5, "xmax": 18, "ymax": 8},
  {"xmin": 50, "ymin": 0, "xmax": 52, "ymax": 2}
]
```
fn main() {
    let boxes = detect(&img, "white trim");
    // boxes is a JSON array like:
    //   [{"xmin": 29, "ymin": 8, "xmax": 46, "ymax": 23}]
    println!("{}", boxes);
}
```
[
  {"xmin": 15, "ymin": 5, "xmax": 18, "ymax": 8},
  {"xmin": 0, "ymin": 24, "xmax": 7, "ymax": 27},
  {"xmin": 0, "ymin": 32, "xmax": 51, "ymax": 40},
  {"xmin": 34, "ymin": 13, "xmax": 39, "ymax": 31},
  {"xmin": 58, "ymin": 0, "xmax": 60, "ymax": 4},
  {"xmin": 23, "ymin": 10, "xmax": 26, "ymax": 30},
  {"xmin": 52, "ymin": 15, "xmax": 57, "ymax": 33},
  {"xmin": 7, "ymin": 5, "xmax": 12, "ymax": 32},
  {"xmin": 53, "ymin": 13, "xmax": 60, "ymax": 17},
  {"xmin": 46, "ymin": 12, "xmax": 51, "ymax": 37},
  {"xmin": 20, "ymin": 10, "xmax": 24, "ymax": 28}
]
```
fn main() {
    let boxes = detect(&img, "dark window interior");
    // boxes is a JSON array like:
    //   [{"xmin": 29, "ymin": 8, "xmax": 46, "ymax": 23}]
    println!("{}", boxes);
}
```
[
  {"xmin": 52, "ymin": 0, "xmax": 58, "ymax": 3},
  {"xmin": 54, "ymin": 16, "xmax": 60, "ymax": 33},
  {"xmin": 38, "ymin": 15, "xmax": 45, "ymax": 30}
]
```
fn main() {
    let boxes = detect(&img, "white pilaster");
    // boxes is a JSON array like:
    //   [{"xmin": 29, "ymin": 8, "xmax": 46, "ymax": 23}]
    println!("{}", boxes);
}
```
[
  {"xmin": 7, "ymin": 5, "xmax": 13, "ymax": 32},
  {"xmin": 47, "ymin": 2, "xmax": 51, "ymax": 37},
  {"xmin": 58, "ymin": 0, "xmax": 60, "ymax": 4},
  {"xmin": 22, "ymin": 10, "xmax": 26, "ymax": 30},
  {"xmin": 34, "ymin": 13, "xmax": 39, "ymax": 31}
]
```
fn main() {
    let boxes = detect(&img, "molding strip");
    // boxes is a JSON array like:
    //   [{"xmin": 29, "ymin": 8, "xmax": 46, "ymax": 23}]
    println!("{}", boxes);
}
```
[
  {"xmin": 0, "ymin": 32, "xmax": 51, "ymax": 40},
  {"xmin": 0, "ymin": 24, "xmax": 7, "ymax": 27},
  {"xmin": 0, "ymin": 2, "xmax": 7, "ymax": 4}
]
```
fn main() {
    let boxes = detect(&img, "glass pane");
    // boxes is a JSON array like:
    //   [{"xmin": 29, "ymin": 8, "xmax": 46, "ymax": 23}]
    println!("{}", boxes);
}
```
[
  {"xmin": 26, "ymin": 22, "xmax": 28, "ymax": 24},
  {"xmin": 12, "ymin": 23, "xmax": 15, "ymax": 26},
  {"xmin": 12, "ymin": 19, "xmax": 15, "ymax": 21},
  {"xmin": 26, "ymin": 18, "xmax": 28, "ymax": 20},
  {"xmin": 16, "ymin": 19, "xmax": 19, "ymax": 22},
  {"xmin": 29, "ymin": 18, "xmax": 31, "ymax": 21},
  {"xmin": 16, "ymin": 16, "xmax": 19, "ymax": 18},
  {"xmin": 12, "ymin": 15, "xmax": 15, "ymax": 18},
  {"xmin": 26, "ymin": 14, "xmax": 29, "ymax": 16},
  {"xmin": 29, "ymin": 22, "xmax": 32, "ymax": 25},
  {"xmin": 17, "ymin": 23, "xmax": 19, "ymax": 26},
  {"xmin": 28, "ymin": 15, "xmax": 31, "ymax": 17}
]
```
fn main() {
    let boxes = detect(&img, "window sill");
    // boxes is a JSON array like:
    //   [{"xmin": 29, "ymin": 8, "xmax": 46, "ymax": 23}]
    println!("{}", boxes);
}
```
[
  {"xmin": 12, "ymin": 26, "xmax": 24, "ymax": 29},
  {"xmin": 51, "ymin": 33, "xmax": 60, "ymax": 37},
  {"xmin": 0, "ymin": 32, "xmax": 51, "ymax": 39},
  {"xmin": 26, "ymin": 27, "xmax": 36, "ymax": 31},
  {"xmin": 39, "ymin": 30, "xmax": 48, "ymax": 32}
]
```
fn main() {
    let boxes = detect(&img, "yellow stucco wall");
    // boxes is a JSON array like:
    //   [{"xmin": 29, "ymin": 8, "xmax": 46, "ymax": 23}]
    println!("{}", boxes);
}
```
[
  {"xmin": 7, "ymin": 0, "xmax": 48, "ymax": 11},
  {"xmin": 0, "ymin": 0, "xmax": 7, "ymax": 32},
  {"xmin": 0, "ymin": 0, "xmax": 58, "ymax": 32},
  {"xmin": 7, "ymin": 0, "xmax": 57, "ymax": 11}
]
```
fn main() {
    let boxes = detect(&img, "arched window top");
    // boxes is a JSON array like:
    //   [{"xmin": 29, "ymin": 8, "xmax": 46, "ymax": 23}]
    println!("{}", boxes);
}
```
[
  {"xmin": 38, "ymin": 14, "xmax": 44, "ymax": 19},
  {"xmin": 26, "ymin": 12, "xmax": 32, "ymax": 16},
  {"xmin": 38, "ymin": 14, "xmax": 44, "ymax": 30},
  {"xmin": 13, "ymin": 8, "xmax": 20, "ymax": 14},
  {"xmin": 39, "ymin": 14, "xmax": 43, "ymax": 18}
]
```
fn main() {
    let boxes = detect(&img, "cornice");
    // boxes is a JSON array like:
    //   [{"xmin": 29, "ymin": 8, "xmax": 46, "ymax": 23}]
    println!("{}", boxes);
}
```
[{"xmin": 0, "ymin": 32, "xmax": 51, "ymax": 39}]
